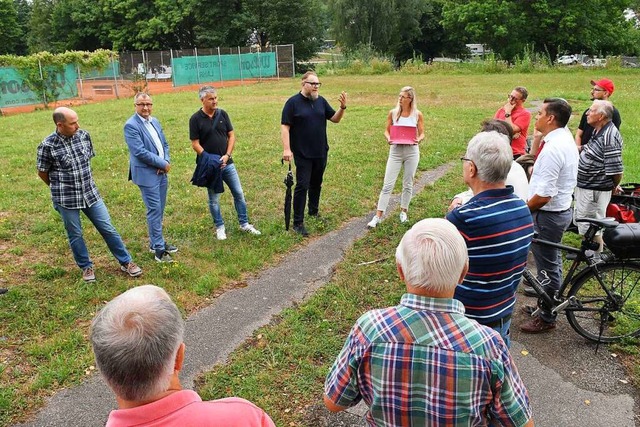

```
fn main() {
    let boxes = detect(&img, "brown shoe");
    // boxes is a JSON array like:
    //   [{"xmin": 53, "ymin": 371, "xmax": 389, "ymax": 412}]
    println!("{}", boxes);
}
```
[
  {"xmin": 120, "ymin": 262, "xmax": 142, "ymax": 277},
  {"xmin": 520, "ymin": 316, "xmax": 556, "ymax": 334}
]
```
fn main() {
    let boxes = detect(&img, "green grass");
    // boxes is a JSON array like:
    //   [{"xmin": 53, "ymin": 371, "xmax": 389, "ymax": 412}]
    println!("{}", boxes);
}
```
[{"xmin": 1, "ymin": 70, "xmax": 640, "ymax": 425}]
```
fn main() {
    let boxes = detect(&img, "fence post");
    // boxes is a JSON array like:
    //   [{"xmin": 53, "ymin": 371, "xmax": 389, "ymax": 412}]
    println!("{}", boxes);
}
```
[
  {"xmin": 195, "ymin": 47, "xmax": 200, "ymax": 84},
  {"xmin": 77, "ymin": 64, "xmax": 84, "ymax": 100},
  {"xmin": 291, "ymin": 44, "xmax": 295, "ymax": 77},
  {"xmin": 217, "ymin": 47, "xmax": 224, "ymax": 87},
  {"xmin": 238, "ymin": 46, "xmax": 243, "ymax": 84},
  {"xmin": 170, "ymin": 49, "xmax": 175, "ymax": 87},
  {"xmin": 258, "ymin": 48, "xmax": 262, "ymax": 81},
  {"xmin": 111, "ymin": 54, "xmax": 120, "ymax": 98},
  {"xmin": 275, "ymin": 45, "xmax": 280, "ymax": 80},
  {"xmin": 38, "ymin": 59, "xmax": 47, "ymax": 107}
]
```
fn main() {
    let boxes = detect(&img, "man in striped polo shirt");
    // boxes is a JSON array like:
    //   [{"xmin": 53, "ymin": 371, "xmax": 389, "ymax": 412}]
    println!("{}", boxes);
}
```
[
  {"xmin": 447, "ymin": 131, "xmax": 534, "ymax": 347},
  {"xmin": 574, "ymin": 100, "xmax": 623, "ymax": 256}
]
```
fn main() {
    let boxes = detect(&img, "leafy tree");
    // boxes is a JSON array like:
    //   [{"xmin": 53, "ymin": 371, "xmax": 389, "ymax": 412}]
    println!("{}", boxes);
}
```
[
  {"xmin": 0, "ymin": 0, "xmax": 21, "ymax": 55},
  {"xmin": 442, "ymin": 0, "xmax": 637, "ymax": 61},
  {"xmin": 13, "ymin": 0, "xmax": 31, "ymax": 55}
]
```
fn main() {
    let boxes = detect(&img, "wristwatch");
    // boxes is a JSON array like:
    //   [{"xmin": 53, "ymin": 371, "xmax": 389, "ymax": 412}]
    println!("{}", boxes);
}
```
[{"xmin": 504, "ymin": 113, "xmax": 511, "ymax": 118}]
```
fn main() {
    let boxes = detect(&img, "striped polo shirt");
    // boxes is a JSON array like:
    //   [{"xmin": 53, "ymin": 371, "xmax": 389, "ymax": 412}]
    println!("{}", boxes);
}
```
[
  {"xmin": 447, "ymin": 187, "xmax": 534, "ymax": 325},
  {"xmin": 577, "ymin": 121, "xmax": 623, "ymax": 191}
]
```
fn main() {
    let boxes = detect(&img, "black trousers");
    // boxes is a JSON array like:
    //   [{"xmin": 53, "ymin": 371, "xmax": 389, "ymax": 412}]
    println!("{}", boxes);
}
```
[{"xmin": 293, "ymin": 155, "xmax": 327, "ymax": 224}]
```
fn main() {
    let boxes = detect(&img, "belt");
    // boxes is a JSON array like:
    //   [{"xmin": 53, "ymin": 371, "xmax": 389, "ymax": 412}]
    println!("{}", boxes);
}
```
[{"xmin": 483, "ymin": 314, "xmax": 512, "ymax": 329}]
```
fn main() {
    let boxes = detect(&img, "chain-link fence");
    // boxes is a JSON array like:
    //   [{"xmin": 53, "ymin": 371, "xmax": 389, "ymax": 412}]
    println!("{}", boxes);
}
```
[{"xmin": 0, "ymin": 45, "xmax": 295, "ymax": 111}]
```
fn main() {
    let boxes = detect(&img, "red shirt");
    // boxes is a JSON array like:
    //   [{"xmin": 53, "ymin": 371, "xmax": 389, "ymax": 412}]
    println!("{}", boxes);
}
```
[{"xmin": 494, "ymin": 106, "xmax": 532, "ymax": 156}]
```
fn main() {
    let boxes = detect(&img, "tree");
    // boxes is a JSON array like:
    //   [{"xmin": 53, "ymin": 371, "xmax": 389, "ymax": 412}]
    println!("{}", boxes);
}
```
[
  {"xmin": 0, "ymin": 0, "xmax": 21, "ymax": 55},
  {"xmin": 442, "ymin": 0, "xmax": 637, "ymax": 61}
]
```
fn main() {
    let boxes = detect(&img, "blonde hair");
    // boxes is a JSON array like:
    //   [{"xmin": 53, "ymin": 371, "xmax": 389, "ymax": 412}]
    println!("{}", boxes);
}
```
[{"xmin": 391, "ymin": 86, "xmax": 418, "ymax": 122}]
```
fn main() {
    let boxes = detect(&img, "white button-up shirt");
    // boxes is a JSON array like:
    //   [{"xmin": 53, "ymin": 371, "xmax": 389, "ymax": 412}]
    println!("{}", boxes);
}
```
[
  {"xmin": 138, "ymin": 114, "xmax": 165, "ymax": 159},
  {"xmin": 528, "ymin": 127, "xmax": 578, "ymax": 212}
]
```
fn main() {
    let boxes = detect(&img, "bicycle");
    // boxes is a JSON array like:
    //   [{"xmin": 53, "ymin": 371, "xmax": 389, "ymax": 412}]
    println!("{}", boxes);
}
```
[{"xmin": 522, "ymin": 217, "xmax": 640, "ymax": 343}]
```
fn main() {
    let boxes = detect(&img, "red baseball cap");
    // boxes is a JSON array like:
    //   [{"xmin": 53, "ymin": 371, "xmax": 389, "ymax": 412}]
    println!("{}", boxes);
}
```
[{"xmin": 590, "ymin": 78, "xmax": 614, "ymax": 96}]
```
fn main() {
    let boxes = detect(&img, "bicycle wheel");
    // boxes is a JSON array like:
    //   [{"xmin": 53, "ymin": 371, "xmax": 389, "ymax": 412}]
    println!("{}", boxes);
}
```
[{"xmin": 566, "ymin": 262, "xmax": 640, "ymax": 343}]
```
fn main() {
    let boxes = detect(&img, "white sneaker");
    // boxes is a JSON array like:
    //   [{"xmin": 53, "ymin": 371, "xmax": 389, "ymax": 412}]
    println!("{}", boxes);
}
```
[
  {"xmin": 399, "ymin": 212, "xmax": 408, "ymax": 223},
  {"xmin": 216, "ymin": 226, "xmax": 227, "ymax": 240},
  {"xmin": 241, "ymin": 223, "xmax": 261, "ymax": 235},
  {"xmin": 367, "ymin": 216, "xmax": 381, "ymax": 228}
]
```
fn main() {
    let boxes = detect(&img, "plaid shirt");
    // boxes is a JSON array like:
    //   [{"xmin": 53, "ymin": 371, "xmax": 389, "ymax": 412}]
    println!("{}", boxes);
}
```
[
  {"xmin": 325, "ymin": 294, "xmax": 532, "ymax": 426},
  {"xmin": 36, "ymin": 129, "xmax": 101, "ymax": 209}
]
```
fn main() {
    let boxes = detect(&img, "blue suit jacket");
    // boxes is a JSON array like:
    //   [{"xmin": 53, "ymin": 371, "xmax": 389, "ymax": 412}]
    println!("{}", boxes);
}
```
[{"xmin": 124, "ymin": 114, "xmax": 170, "ymax": 187}]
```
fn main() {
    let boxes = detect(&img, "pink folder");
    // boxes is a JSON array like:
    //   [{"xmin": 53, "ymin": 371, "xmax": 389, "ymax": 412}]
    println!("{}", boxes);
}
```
[{"xmin": 390, "ymin": 125, "xmax": 417, "ymax": 144}]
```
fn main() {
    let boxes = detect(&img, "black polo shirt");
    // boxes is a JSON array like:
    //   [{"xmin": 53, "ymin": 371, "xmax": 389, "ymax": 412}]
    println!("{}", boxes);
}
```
[
  {"xmin": 281, "ymin": 92, "xmax": 336, "ymax": 159},
  {"xmin": 189, "ymin": 108, "xmax": 234, "ymax": 164}
]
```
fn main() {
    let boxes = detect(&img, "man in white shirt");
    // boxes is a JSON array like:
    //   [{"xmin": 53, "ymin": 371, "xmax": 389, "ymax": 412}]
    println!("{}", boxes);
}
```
[{"xmin": 521, "ymin": 98, "xmax": 578, "ymax": 334}]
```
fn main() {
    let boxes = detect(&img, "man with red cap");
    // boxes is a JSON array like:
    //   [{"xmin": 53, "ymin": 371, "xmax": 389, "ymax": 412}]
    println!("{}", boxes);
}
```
[{"xmin": 575, "ymin": 78, "xmax": 621, "ymax": 150}]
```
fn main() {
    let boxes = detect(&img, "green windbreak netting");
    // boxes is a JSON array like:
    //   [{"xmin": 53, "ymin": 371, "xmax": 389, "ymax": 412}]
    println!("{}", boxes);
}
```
[{"xmin": 172, "ymin": 52, "xmax": 277, "ymax": 86}]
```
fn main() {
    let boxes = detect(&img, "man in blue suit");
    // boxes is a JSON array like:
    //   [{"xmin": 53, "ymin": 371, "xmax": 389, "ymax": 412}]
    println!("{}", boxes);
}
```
[{"xmin": 124, "ymin": 93, "xmax": 177, "ymax": 262}]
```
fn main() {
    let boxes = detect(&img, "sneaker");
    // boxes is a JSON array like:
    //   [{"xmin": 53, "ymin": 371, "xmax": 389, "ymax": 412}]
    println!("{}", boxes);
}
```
[
  {"xmin": 293, "ymin": 223, "xmax": 309, "ymax": 237},
  {"xmin": 154, "ymin": 250, "xmax": 173, "ymax": 263},
  {"xmin": 216, "ymin": 226, "xmax": 227, "ymax": 240},
  {"xmin": 82, "ymin": 267, "xmax": 96, "ymax": 283},
  {"xmin": 240, "ymin": 223, "xmax": 262, "ymax": 235},
  {"xmin": 520, "ymin": 316, "xmax": 556, "ymax": 334},
  {"xmin": 367, "ymin": 215, "xmax": 381, "ymax": 228},
  {"xmin": 523, "ymin": 286, "xmax": 538, "ymax": 297},
  {"xmin": 521, "ymin": 304, "xmax": 537, "ymax": 315},
  {"xmin": 0, "ymin": 288, "xmax": 7, "ymax": 295},
  {"xmin": 120, "ymin": 262, "xmax": 142, "ymax": 277},
  {"xmin": 399, "ymin": 211, "xmax": 408, "ymax": 223},
  {"xmin": 149, "ymin": 243, "xmax": 179, "ymax": 253}
]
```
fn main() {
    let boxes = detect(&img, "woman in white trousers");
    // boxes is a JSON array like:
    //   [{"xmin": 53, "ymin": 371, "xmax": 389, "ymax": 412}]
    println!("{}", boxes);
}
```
[{"xmin": 368, "ymin": 86, "xmax": 425, "ymax": 228}]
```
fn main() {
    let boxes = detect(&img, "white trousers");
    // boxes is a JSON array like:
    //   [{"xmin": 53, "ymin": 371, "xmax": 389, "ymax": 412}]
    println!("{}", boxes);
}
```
[{"xmin": 376, "ymin": 144, "xmax": 420, "ymax": 213}]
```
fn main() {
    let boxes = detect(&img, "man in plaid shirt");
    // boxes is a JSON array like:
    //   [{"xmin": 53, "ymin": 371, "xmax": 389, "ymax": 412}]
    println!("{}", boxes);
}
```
[
  {"xmin": 324, "ymin": 218, "xmax": 533, "ymax": 426},
  {"xmin": 37, "ymin": 107, "xmax": 142, "ymax": 283}
]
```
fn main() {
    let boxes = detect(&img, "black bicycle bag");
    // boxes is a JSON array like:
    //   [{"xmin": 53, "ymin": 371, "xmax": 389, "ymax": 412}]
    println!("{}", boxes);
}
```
[{"xmin": 603, "ymin": 223, "xmax": 640, "ymax": 259}]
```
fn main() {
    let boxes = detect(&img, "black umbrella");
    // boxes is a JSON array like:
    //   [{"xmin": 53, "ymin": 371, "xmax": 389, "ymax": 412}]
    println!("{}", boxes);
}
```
[{"xmin": 282, "ymin": 159, "xmax": 294, "ymax": 230}]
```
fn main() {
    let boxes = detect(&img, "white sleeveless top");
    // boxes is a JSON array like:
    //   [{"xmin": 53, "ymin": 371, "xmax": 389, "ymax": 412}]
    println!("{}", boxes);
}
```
[{"xmin": 393, "ymin": 113, "xmax": 418, "ymax": 127}]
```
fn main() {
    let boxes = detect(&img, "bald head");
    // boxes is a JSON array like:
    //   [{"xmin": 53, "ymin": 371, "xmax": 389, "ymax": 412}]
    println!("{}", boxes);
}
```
[{"xmin": 53, "ymin": 107, "xmax": 79, "ymax": 137}]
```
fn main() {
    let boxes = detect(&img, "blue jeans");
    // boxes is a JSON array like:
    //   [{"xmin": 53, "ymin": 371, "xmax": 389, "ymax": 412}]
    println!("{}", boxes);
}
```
[
  {"xmin": 490, "ymin": 318, "xmax": 512, "ymax": 348},
  {"xmin": 138, "ymin": 174, "xmax": 168, "ymax": 251},
  {"xmin": 54, "ymin": 199, "xmax": 132, "ymax": 269},
  {"xmin": 532, "ymin": 209, "xmax": 572, "ymax": 322},
  {"xmin": 207, "ymin": 164, "xmax": 249, "ymax": 228}
]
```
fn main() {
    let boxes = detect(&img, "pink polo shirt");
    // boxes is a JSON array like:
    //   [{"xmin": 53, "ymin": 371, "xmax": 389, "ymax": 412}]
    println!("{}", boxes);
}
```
[{"xmin": 106, "ymin": 390, "xmax": 275, "ymax": 427}]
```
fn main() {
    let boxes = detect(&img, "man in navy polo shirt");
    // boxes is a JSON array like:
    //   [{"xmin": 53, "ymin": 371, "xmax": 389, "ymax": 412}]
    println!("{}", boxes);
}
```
[
  {"xmin": 190, "ymin": 86, "xmax": 261, "ymax": 241},
  {"xmin": 281, "ymin": 72, "xmax": 347, "ymax": 236}
]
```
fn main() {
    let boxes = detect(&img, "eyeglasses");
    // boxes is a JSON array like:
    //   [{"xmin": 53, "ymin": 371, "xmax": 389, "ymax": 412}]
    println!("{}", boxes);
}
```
[
  {"xmin": 399, "ymin": 95, "xmax": 412, "ymax": 100},
  {"xmin": 304, "ymin": 82, "xmax": 322, "ymax": 87},
  {"xmin": 135, "ymin": 103, "xmax": 153, "ymax": 107},
  {"xmin": 508, "ymin": 95, "xmax": 522, "ymax": 101},
  {"xmin": 460, "ymin": 157, "xmax": 473, "ymax": 163},
  {"xmin": 591, "ymin": 88, "xmax": 605, "ymax": 92}
]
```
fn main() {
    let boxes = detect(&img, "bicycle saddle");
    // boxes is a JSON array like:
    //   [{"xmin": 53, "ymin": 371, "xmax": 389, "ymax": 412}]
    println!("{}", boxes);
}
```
[{"xmin": 575, "ymin": 217, "xmax": 619, "ymax": 229}]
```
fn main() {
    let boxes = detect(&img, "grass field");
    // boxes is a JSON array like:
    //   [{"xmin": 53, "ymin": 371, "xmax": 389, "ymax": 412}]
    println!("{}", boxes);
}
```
[{"xmin": 1, "ymin": 70, "xmax": 639, "ymax": 425}]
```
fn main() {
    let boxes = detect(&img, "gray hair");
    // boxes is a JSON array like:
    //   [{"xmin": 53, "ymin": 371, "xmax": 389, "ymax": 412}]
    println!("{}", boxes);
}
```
[
  {"xmin": 90, "ymin": 285, "xmax": 184, "ymax": 402},
  {"xmin": 199, "ymin": 85, "xmax": 217, "ymax": 100},
  {"xmin": 134, "ymin": 92, "xmax": 151, "ymax": 102},
  {"xmin": 465, "ymin": 131, "xmax": 512, "ymax": 183},
  {"xmin": 395, "ymin": 218, "xmax": 468, "ymax": 293},
  {"xmin": 514, "ymin": 86, "xmax": 528, "ymax": 100},
  {"xmin": 590, "ymin": 99, "xmax": 613, "ymax": 121}
]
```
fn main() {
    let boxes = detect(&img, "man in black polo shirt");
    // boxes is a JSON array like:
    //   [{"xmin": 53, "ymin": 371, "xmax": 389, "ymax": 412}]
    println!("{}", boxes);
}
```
[
  {"xmin": 575, "ymin": 78, "xmax": 621, "ymax": 150},
  {"xmin": 189, "ymin": 86, "xmax": 261, "ymax": 241},
  {"xmin": 281, "ymin": 71, "xmax": 347, "ymax": 236}
]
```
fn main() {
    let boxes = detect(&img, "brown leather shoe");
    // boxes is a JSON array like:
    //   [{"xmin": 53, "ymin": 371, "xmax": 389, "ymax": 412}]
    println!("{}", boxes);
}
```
[{"xmin": 520, "ymin": 316, "xmax": 556, "ymax": 333}]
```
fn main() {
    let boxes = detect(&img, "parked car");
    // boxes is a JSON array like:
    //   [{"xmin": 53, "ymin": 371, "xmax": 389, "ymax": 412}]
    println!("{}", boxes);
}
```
[
  {"xmin": 557, "ymin": 54, "xmax": 578, "ymax": 65},
  {"xmin": 582, "ymin": 57, "xmax": 607, "ymax": 67}
]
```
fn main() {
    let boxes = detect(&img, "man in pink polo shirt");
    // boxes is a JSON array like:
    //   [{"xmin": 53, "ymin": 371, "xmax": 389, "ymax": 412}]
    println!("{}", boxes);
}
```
[
  {"xmin": 91, "ymin": 285, "xmax": 275, "ymax": 427},
  {"xmin": 494, "ymin": 86, "xmax": 532, "ymax": 159}
]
